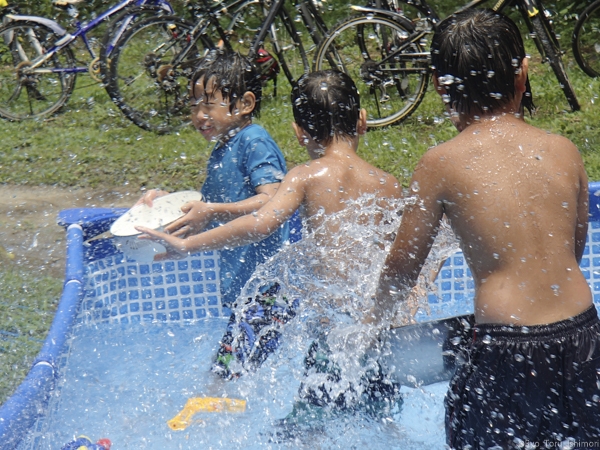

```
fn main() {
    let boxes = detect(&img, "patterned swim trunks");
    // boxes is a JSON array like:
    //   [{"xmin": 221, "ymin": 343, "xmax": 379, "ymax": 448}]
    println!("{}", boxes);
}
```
[{"xmin": 212, "ymin": 283, "xmax": 300, "ymax": 379}]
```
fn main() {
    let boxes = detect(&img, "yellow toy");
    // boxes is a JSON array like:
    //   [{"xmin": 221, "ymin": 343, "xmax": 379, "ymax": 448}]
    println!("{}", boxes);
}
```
[{"xmin": 167, "ymin": 397, "xmax": 246, "ymax": 431}]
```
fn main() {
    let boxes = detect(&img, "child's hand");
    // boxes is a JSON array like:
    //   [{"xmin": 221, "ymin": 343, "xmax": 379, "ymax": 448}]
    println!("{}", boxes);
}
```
[
  {"xmin": 135, "ymin": 226, "xmax": 188, "ymax": 260},
  {"xmin": 134, "ymin": 189, "xmax": 169, "ymax": 207},
  {"xmin": 163, "ymin": 200, "xmax": 215, "ymax": 237}
]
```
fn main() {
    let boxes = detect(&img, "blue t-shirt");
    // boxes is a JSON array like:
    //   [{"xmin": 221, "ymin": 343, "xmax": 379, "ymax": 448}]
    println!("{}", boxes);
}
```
[{"xmin": 201, "ymin": 124, "xmax": 289, "ymax": 305}]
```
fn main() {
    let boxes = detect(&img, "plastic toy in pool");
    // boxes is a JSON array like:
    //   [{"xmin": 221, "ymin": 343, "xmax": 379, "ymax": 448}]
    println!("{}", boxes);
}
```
[
  {"xmin": 167, "ymin": 397, "xmax": 247, "ymax": 431},
  {"xmin": 60, "ymin": 435, "xmax": 111, "ymax": 450}
]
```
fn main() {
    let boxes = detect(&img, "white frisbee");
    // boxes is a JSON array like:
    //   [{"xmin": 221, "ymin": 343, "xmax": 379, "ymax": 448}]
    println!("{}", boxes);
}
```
[
  {"xmin": 110, "ymin": 190, "xmax": 203, "ymax": 263},
  {"xmin": 110, "ymin": 190, "xmax": 203, "ymax": 237}
]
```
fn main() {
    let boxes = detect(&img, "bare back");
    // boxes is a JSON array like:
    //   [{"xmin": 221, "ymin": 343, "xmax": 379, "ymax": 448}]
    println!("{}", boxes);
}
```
[
  {"xmin": 293, "ymin": 146, "xmax": 400, "ymax": 238},
  {"xmin": 419, "ymin": 114, "xmax": 591, "ymax": 324}
]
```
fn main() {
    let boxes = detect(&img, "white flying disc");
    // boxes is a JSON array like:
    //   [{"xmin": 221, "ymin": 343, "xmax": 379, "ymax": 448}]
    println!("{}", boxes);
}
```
[
  {"xmin": 110, "ymin": 190, "xmax": 203, "ymax": 263},
  {"xmin": 110, "ymin": 190, "xmax": 203, "ymax": 237}
]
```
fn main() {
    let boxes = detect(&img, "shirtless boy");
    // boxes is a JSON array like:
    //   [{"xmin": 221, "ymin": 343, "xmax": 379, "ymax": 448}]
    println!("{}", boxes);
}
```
[{"xmin": 371, "ymin": 9, "xmax": 600, "ymax": 448}]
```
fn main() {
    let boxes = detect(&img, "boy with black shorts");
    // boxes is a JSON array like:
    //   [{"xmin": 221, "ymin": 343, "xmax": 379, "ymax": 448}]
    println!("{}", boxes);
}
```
[{"xmin": 370, "ymin": 9, "xmax": 600, "ymax": 448}]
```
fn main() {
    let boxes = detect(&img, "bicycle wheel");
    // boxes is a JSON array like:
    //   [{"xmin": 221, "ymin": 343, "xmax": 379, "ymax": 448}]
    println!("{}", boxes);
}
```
[
  {"xmin": 314, "ymin": 15, "xmax": 429, "ymax": 128},
  {"xmin": 106, "ymin": 15, "xmax": 210, "ymax": 134},
  {"xmin": 529, "ymin": 10, "xmax": 580, "ymax": 111},
  {"xmin": 0, "ymin": 20, "xmax": 76, "ymax": 121},
  {"xmin": 99, "ymin": 4, "xmax": 171, "ymax": 82},
  {"xmin": 573, "ymin": 0, "xmax": 600, "ymax": 78}
]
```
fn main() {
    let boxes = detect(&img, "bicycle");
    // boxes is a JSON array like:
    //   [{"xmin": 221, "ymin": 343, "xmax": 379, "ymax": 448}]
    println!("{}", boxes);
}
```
[
  {"xmin": 104, "ymin": 0, "xmax": 333, "ymax": 134},
  {"xmin": 314, "ymin": 0, "xmax": 581, "ymax": 128},
  {"xmin": 573, "ymin": 0, "xmax": 600, "ymax": 78},
  {"xmin": 0, "ymin": 0, "xmax": 175, "ymax": 122}
]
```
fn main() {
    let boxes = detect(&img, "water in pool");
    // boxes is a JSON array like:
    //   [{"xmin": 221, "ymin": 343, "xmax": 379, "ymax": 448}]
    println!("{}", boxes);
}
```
[{"xmin": 20, "ymin": 197, "xmax": 458, "ymax": 449}]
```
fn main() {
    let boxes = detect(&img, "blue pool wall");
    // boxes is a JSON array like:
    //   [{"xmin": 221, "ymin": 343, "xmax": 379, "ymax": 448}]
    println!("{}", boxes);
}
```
[{"xmin": 3, "ymin": 183, "xmax": 600, "ymax": 446}]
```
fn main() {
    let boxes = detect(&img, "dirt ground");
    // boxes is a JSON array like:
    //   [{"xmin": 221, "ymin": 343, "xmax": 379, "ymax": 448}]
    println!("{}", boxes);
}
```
[{"xmin": 0, "ymin": 185, "xmax": 138, "ymax": 279}]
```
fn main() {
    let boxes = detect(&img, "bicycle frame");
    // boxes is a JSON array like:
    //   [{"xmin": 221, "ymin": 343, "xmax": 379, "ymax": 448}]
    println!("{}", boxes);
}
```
[
  {"xmin": 353, "ymin": 0, "xmax": 553, "ymax": 72},
  {"xmin": 249, "ymin": 0, "xmax": 328, "ymax": 57},
  {"xmin": 158, "ymin": 0, "xmax": 329, "ymax": 86},
  {"xmin": 4, "ymin": 0, "xmax": 173, "ymax": 76},
  {"xmin": 147, "ymin": 0, "xmax": 263, "ymax": 74}
]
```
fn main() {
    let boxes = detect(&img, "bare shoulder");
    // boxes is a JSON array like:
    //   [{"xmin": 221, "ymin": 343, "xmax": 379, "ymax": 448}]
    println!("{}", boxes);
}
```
[
  {"xmin": 413, "ymin": 141, "xmax": 453, "ymax": 175},
  {"xmin": 287, "ymin": 160, "xmax": 323, "ymax": 179},
  {"xmin": 376, "ymin": 168, "xmax": 402, "ymax": 197},
  {"xmin": 540, "ymin": 129, "xmax": 580, "ymax": 154}
]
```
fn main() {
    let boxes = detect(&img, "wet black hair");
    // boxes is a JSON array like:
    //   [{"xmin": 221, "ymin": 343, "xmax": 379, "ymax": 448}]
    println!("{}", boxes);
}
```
[
  {"xmin": 190, "ymin": 50, "xmax": 263, "ymax": 116},
  {"xmin": 291, "ymin": 70, "xmax": 360, "ymax": 145},
  {"xmin": 430, "ymin": 9, "xmax": 534, "ymax": 116}
]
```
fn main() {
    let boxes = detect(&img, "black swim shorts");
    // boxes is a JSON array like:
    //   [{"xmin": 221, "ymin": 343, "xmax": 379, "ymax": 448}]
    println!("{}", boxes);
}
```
[{"xmin": 446, "ymin": 305, "xmax": 600, "ymax": 449}]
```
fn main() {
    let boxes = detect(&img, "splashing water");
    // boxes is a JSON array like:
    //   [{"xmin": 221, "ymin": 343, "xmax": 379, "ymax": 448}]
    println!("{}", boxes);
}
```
[
  {"xmin": 18, "ymin": 195, "xmax": 460, "ymax": 449},
  {"xmin": 227, "ymin": 194, "xmax": 460, "ymax": 412}
]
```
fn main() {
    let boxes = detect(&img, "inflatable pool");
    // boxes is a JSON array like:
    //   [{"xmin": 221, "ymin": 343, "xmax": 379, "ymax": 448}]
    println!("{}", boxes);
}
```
[{"xmin": 2, "ymin": 182, "xmax": 600, "ymax": 448}]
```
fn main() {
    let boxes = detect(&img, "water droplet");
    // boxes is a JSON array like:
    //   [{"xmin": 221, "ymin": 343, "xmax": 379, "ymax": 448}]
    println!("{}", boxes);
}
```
[
  {"xmin": 482, "ymin": 334, "xmax": 492, "ymax": 344},
  {"xmin": 438, "ymin": 74, "xmax": 455, "ymax": 85},
  {"xmin": 514, "ymin": 353, "xmax": 525, "ymax": 362}
]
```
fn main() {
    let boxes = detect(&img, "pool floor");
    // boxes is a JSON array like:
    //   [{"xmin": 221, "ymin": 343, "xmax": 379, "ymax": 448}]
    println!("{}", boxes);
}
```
[{"xmin": 19, "ymin": 320, "xmax": 448, "ymax": 449}]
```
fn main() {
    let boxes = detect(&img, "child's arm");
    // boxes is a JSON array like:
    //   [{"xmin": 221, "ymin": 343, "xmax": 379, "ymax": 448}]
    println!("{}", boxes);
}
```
[
  {"xmin": 163, "ymin": 183, "xmax": 280, "ymax": 237},
  {"xmin": 575, "ymin": 158, "xmax": 589, "ymax": 264},
  {"xmin": 369, "ymin": 153, "xmax": 445, "ymax": 326},
  {"xmin": 135, "ymin": 170, "xmax": 306, "ymax": 258}
]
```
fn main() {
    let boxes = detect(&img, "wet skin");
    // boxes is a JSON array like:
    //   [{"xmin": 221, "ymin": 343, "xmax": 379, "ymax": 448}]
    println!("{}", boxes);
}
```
[{"xmin": 375, "ymin": 59, "xmax": 593, "ymax": 326}]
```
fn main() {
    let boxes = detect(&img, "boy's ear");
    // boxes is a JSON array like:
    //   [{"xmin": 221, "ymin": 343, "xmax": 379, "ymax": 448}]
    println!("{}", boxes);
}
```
[
  {"xmin": 515, "ymin": 57, "xmax": 529, "ymax": 94},
  {"xmin": 292, "ymin": 122, "xmax": 307, "ymax": 146},
  {"xmin": 239, "ymin": 91, "xmax": 256, "ymax": 115},
  {"xmin": 357, "ymin": 108, "xmax": 368, "ymax": 135}
]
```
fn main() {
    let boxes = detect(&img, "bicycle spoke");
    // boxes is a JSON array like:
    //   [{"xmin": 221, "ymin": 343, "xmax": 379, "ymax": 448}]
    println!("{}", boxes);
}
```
[
  {"xmin": 0, "ymin": 21, "xmax": 76, "ymax": 120},
  {"xmin": 106, "ymin": 15, "xmax": 207, "ymax": 134},
  {"xmin": 573, "ymin": 0, "xmax": 600, "ymax": 77},
  {"xmin": 314, "ymin": 15, "xmax": 429, "ymax": 128}
]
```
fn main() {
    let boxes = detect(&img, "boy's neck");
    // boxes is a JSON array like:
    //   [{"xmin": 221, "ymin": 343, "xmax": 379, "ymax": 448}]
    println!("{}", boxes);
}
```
[
  {"xmin": 456, "ymin": 108, "xmax": 524, "ymax": 132},
  {"xmin": 216, "ymin": 118, "xmax": 252, "ymax": 146},
  {"xmin": 306, "ymin": 135, "xmax": 360, "ymax": 160}
]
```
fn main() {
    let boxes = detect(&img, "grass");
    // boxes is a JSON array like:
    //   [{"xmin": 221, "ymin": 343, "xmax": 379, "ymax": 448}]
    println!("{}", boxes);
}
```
[
  {"xmin": 0, "ymin": 267, "xmax": 62, "ymax": 405},
  {"xmin": 1, "ymin": 0, "xmax": 600, "ymax": 406},
  {"xmin": 0, "ymin": 53, "xmax": 598, "ymax": 186}
]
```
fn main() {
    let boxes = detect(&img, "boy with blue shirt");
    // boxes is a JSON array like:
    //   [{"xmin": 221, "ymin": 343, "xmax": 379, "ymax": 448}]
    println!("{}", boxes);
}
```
[{"xmin": 138, "ymin": 52, "xmax": 289, "ymax": 306}]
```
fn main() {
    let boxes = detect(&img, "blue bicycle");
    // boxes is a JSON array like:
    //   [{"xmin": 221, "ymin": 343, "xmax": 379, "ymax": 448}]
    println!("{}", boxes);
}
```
[{"xmin": 0, "ymin": 0, "xmax": 174, "ymax": 121}]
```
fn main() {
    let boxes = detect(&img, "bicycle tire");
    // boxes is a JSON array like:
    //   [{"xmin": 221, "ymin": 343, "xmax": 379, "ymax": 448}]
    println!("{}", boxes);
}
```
[
  {"xmin": 573, "ymin": 0, "xmax": 600, "ymax": 78},
  {"xmin": 105, "ymin": 15, "xmax": 211, "ymax": 134},
  {"xmin": 0, "ymin": 20, "xmax": 76, "ymax": 121},
  {"xmin": 99, "ymin": 4, "xmax": 171, "ymax": 83},
  {"xmin": 530, "ymin": 10, "xmax": 580, "ymax": 111},
  {"xmin": 314, "ymin": 15, "xmax": 429, "ymax": 128}
]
